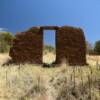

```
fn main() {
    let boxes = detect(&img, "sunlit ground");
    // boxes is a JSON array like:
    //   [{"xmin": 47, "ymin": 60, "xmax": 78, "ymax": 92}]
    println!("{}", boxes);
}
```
[{"xmin": 0, "ymin": 53, "xmax": 100, "ymax": 100}]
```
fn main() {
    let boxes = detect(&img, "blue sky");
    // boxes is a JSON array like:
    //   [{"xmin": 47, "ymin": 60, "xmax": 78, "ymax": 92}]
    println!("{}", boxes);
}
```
[{"xmin": 0, "ymin": 0, "xmax": 100, "ymax": 46}]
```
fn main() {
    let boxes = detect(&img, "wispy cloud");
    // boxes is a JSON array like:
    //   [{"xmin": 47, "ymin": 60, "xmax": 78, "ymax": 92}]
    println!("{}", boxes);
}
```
[{"xmin": 0, "ymin": 28, "xmax": 7, "ymax": 32}]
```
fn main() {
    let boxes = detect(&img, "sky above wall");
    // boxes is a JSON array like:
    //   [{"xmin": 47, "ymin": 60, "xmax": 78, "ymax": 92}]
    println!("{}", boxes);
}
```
[{"xmin": 0, "ymin": 0, "xmax": 100, "ymax": 46}]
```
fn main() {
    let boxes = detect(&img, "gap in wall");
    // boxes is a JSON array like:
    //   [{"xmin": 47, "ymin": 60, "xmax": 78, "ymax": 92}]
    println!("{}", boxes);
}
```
[{"xmin": 43, "ymin": 30, "xmax": 56, "ymax": 64}]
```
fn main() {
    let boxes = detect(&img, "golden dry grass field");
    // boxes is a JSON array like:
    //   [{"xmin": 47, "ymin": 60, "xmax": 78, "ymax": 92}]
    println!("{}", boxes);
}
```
[{"xmin": 0, "ymin": 53, "xmax": 100, "ymax": 100}]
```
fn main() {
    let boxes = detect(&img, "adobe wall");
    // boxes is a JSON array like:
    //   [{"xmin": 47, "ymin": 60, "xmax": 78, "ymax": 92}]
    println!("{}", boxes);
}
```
[
  {"xmin": 9, "ymin": 26, "xmax": 86, "ymax": 65},
  {"xmin": 9, "ymin": 27, "xmax": 43, "ymax": 64},
  {"xmin": 56, "ymin": 26, "xmax": 86, "ymax": 65}
]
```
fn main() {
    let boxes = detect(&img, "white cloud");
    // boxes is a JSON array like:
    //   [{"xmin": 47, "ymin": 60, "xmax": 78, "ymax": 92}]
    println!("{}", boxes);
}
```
[{"xmin": 0, "ymin": 28, "xmax": 7, "ymax": 32}]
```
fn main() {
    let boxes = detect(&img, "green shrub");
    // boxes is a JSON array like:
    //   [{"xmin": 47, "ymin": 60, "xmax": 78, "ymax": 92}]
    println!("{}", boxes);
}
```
[
  {"xmin": 94, "ymin": 40, "xmax": 100, "ymax": 55},
  {"xmin": 43, "ymin": 45, "xmax": 55, "ymax": 53},
  {"xmin": 0, "ymin": 32, "xmax": 14, "ymax": 53}
]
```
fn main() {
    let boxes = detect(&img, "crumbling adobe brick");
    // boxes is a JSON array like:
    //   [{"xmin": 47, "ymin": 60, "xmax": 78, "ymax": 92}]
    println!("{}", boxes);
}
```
[
  {"xmin": 9, "ymin": 26, "xmax": 87, "ymax": 65},
  {"xmin": 56, "ymin": 26, "xmax": 86, "ymax": 65},
  {"xmin": 9, "ymin": 27, "xmax": 43, "ymax": 64}
]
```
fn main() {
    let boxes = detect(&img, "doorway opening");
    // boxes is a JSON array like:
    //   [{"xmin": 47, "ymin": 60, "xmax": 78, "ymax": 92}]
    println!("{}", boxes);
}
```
[{"xmin": 43, "ymin": 30, "xmax": 56, "ymax": 64}]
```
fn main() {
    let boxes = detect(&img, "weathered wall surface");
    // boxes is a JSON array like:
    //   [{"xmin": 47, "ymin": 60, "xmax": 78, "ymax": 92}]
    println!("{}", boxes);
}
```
[
  {"xmin": 9, "ymin": 27, "xmax": 43, "ymax": 64},
  {"xmin": 56, "ymin": 26, "xmax": 86, "ymax": 65},
  {"xmin": 9, "ymin": 26, "xmax": 86, "ymax": 65}
]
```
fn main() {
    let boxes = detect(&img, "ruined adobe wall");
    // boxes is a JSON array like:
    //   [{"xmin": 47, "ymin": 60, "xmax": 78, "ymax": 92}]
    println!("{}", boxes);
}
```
[
  {"xmin": 56, "ymin": 26, "xmax": 86, "ymax": 65},
  {"xmin": 9, "ymin": 27, "xmax": 43, "ymax": 64},
  {"xmin": 9, "ymin": 26, "xmax": 86, "ymax": 66}
]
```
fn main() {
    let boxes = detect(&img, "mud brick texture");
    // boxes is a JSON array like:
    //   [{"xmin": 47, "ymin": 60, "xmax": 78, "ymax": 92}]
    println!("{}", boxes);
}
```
[
  {"xmin": 9, "ymin": 27, "xmax": 43, "ymax": 64},
  {"xmin": 56, "ymin": 26, "xmax": 86, "ymax": 65},
  {"xmin": 9, "ymin": 26, "xmax": 87, "ymax": 65}
]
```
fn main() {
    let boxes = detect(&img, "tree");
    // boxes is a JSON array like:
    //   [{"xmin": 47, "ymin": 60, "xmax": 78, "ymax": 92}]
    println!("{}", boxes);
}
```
[
  {"xmin": 44, "ymin": 45, "xmax": 55, "ymax": 52},
  {"xmin": 0, "ymin": 32, "xmax": 14, "ymax": 53},
  {"xmin": 94, "ymin": 40, "xmax": 100, "ymax": 55},
  {"xmin": 86, "ymin": 41, "xmax": 95, "ymax": 55}
]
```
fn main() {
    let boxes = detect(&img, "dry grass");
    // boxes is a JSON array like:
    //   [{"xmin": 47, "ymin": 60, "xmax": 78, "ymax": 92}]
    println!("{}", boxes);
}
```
[{"xmin": 0, "ymin": 53, "xmax": 100, "ymax": 100}]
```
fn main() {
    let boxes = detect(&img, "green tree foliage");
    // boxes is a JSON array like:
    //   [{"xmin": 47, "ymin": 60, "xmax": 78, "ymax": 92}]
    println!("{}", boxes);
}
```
[
  {"xmin": 0, "ymin": 32, "xmax": 14, "ymax": 53},
  {"xmin": 94, "ymin": 40, "xmax": 100, "ymax": 55},
  {"xmin": 43, "ymin": 45, "xmax": 55, "ymax": 54}
]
